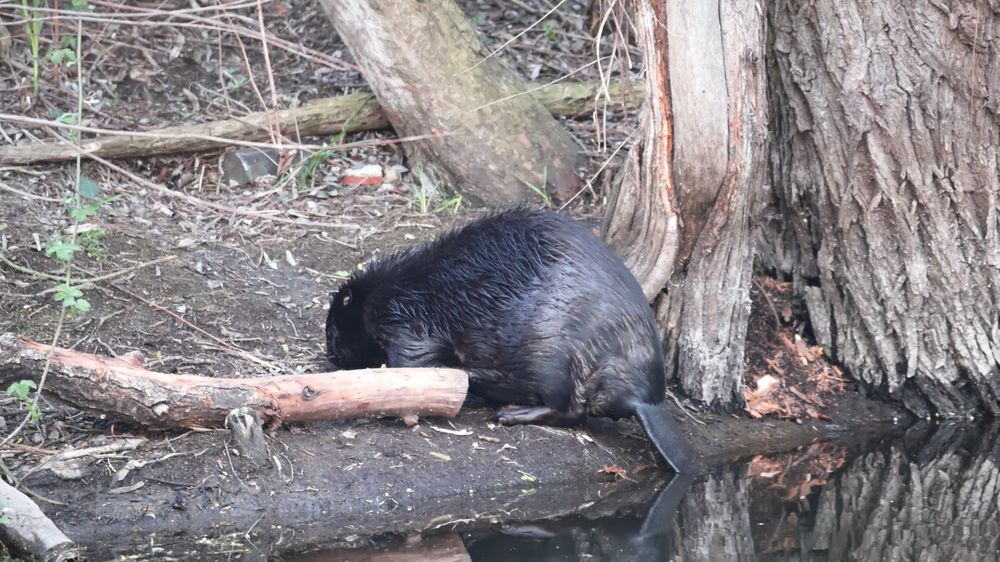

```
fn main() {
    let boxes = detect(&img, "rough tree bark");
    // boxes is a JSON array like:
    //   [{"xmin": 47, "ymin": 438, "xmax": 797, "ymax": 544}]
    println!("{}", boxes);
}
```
[
  {"xmin": 319, "ymin": 0, "xmax": 584, "ymax": 205},
  {"xmin": 603, "ymin": 0, "xmax": 768, "ymax": 408},
  {"xmin": 766, "ymin": 1, "xmax": 1000, "ymax": 415}
]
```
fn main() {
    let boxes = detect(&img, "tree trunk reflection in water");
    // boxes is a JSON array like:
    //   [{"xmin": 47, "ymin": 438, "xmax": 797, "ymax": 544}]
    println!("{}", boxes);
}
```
[
  {"xmin": 673, "ymin": 423, "xmax": 1000, "ymax": 561},
  {"xmin": 804, "ymin": 424, "xmax": 999, "ymax": 562},
  {"xmin": 673, "ymin": 466, "xmax": 756, "ymax": 561}
]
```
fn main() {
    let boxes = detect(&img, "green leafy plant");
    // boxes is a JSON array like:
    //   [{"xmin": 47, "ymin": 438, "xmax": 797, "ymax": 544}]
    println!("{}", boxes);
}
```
[
  {"xmin": 19, "ymin": 0, "xmax": 91, "ymax": 98},
  {"xmin": 543, "ymin": 21, "xmax": 557, "ymax": 42},
  {"xmin": 44, "ymin": 181, "xmax": 116, "ymax": 315},
  {"xmin": 6, "ymin": 380, "xmax": 41, "ymax": 423},
  {"xmin": 49, "ymin": 46, "xmax": 77, "ymax": 66},
  {"xmin": 44, "ymin": 239, "xmax": 80, "ymax": 262},
  {"xmin": 517, "ymin": 167, "xmax": 552, "ymax": 207},
  {"xmin": 53, "ymin": 283, "xmax": 90, "ymax": 315},
  {"xmin": 78, "ymin": 229, "xmax": 106, "ymax": 259}
]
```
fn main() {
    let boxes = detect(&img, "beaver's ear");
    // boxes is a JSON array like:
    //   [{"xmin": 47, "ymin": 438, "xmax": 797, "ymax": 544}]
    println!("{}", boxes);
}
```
[{"xmin": 341, "ymin": 287, "xmax": 352, "ymax": 307}]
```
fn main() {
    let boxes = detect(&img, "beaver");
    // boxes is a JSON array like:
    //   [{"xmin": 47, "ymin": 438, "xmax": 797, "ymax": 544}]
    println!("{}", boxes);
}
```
[{"xmin": 325, "ymin": 207, "xmax": 701, "ymax": 473}]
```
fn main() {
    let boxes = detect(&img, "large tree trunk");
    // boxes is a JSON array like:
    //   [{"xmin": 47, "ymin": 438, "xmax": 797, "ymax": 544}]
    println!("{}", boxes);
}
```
[
  {"xmin": 766, "ymin": 1, "xmax": 1000, "ymax": 415},
  {"xmin": 603, "ymin": 0, "xmax": 768, "ymax": 408},
  {"xmin": 319, "ymin": 0, "xmax": 584, "ymax": 206}
]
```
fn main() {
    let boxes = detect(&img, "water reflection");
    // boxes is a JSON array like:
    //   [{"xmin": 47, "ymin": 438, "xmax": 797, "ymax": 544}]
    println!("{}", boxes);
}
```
[{"xmin": 284, "ymin": 422, "xmax": 1000, "ymax": 561}]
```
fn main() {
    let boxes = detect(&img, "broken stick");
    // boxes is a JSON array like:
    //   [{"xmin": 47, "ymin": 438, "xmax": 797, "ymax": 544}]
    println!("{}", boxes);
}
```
[{"xmin": 0, "ymin": 80, "xmax": 642, "ymax": 166}]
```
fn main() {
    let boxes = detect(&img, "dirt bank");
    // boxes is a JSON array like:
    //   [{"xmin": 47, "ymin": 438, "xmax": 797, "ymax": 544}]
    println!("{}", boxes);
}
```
[{"xmin": 14, "ymin": 397, "xmax": 903, "ymax": 560}]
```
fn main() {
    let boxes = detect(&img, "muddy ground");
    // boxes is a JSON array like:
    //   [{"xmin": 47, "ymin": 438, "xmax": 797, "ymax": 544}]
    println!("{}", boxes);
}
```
[{"xmin": 0, "ymin": 1, "xmax": 909, "ymax": 559}]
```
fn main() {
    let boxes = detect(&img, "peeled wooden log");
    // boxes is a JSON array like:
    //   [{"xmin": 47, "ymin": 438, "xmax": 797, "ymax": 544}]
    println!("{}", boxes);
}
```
[
  {"xmin": 0, "ymin": 333, "xmax": 468, "ymax": 430},
  {"xmin": 0, "ymin": 80, "xmax": 642, "ymax": 166},
  {"xmin": 0, "ymin": 478, "xmax": 76, "ymax": 562}
]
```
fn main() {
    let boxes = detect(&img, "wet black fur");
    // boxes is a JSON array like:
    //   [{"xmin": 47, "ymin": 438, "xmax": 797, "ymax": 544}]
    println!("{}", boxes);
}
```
[{"xmin": 325, "ymin": 207, "xmax": 700, "ymax": 473}]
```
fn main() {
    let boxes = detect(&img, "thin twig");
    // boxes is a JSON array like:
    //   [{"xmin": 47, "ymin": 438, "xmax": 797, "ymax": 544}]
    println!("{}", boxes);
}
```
[
  {"xmin": 752, "ymin": 276, "xmax": 783, "ymax": 329},
  {"xmin": 38, "ymin": 255, "xmax": 179, "ymax": 295},
  {"xmin": 665, "ymin": 388, "xmax": 706, "ymax": 425},
  {"xmin": 0, "ymin": 254, "xmax": 178, "ymax": 291},
  {"xmin": 0, "ymin": 255, "xmax": 64, "ymax": 282},
  {"xmin": 0, "ymin": 112, "xmax": 322, "ymax": 152},
  {"xmin": 256, "ymin": 0, "xmax": 282, "ymax": 145},
  {"xmin": 74, "ymin": 151, "xmax": 363, "ymax": 236},
  {"xmin": 0, "ymin": 180, "xmax": 63, "ymax": 202},
  {"xmin": 558, "ymin": 133, "xmax": 632, "ymax": 210},
  {"xmin": 110, "ymin": 283, "xmax": 278, "ymax": 371},
  {"xmin": 459, "ymin": 0, "xmax": 568, "ymax": 75}
]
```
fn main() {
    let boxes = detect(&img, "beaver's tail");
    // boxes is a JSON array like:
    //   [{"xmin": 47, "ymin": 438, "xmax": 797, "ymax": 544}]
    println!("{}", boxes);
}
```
[{"xmin": 633, "ymin": 401, "xmax": 704, "ymax": 474}]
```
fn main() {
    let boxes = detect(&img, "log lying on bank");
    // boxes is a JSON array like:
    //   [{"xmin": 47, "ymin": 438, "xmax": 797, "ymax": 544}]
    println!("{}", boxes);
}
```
[
  {"xmin": 0, "ymin": 478, "xmax": 76, "ymax": 562},
  {"xmin": 0, "ymin": 333, "xmax": 468, "ymax": 430},
  {"xmin": 0, "ymin": 80, "xmax": 642, "ymax": 166}
]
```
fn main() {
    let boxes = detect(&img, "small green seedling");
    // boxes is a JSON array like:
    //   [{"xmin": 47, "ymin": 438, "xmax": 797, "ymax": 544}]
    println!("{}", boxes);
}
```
[
  {"xmin": 517, "ymin": 167, "xmax": 552, "ymax": 207},
  {"xmin": 412, "ymin": 167, "xmax": 441, "ymax": 214},
  {"xmin": 298, "ymin": 149, "xmax": 339, "ymax": 190},
  {"xmin": 49, "ymin": 47, "xmax": 77, "ymax": 66},
  {"xmin": 543, "ymin": 21, "xmax": 557, "ymax": 42},
  {"xmin": 434, "ymin": 194, "xmax": 463, "ymax": 215},
  {"xmin": 53, "ymin": 283, "xmax": 91, "ymax": 316},
  {"xmin": 6, "ymin": 380, "xmax": 42, "ymax": 423},
  {"xmin": 293, "ymin": 125, "xmax": 349, "ymax": 191}
]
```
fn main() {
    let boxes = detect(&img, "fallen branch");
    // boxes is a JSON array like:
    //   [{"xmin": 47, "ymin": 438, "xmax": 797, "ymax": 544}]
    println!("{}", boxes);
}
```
[
  {"xmin": 0, "ymin": 80, "xmax": 643, "ymax": 165},
  {"xmin": 0, "ymin": 478, "xmax": 76, "ymax": 562},
  {"xmin": 0, "ymin": 333, "xmax": 468, "ymax": 430}
]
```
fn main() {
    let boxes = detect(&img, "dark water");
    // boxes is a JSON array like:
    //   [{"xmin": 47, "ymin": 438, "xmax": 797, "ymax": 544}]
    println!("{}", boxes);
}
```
[{"xmin": 286, "ymin": 421, "xmax": 1000, "ymax": 562}]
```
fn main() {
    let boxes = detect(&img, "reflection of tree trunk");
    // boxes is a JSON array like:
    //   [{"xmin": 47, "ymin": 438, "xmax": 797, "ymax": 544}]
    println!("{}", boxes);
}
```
[
  {"xmin": 765, "ymin": 1, "xmax": 1000, "ymax": 415},
  {"xmin": 805, "ymin": 424, "xmax": 1000, "ymax": 561},
  {"xmin": 604, "ymin": 0, "xmax": 767, "ymax": 408},
  {"xmin": 673, "ymin": 467, "xmax": 757, "ymax": 561}
]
